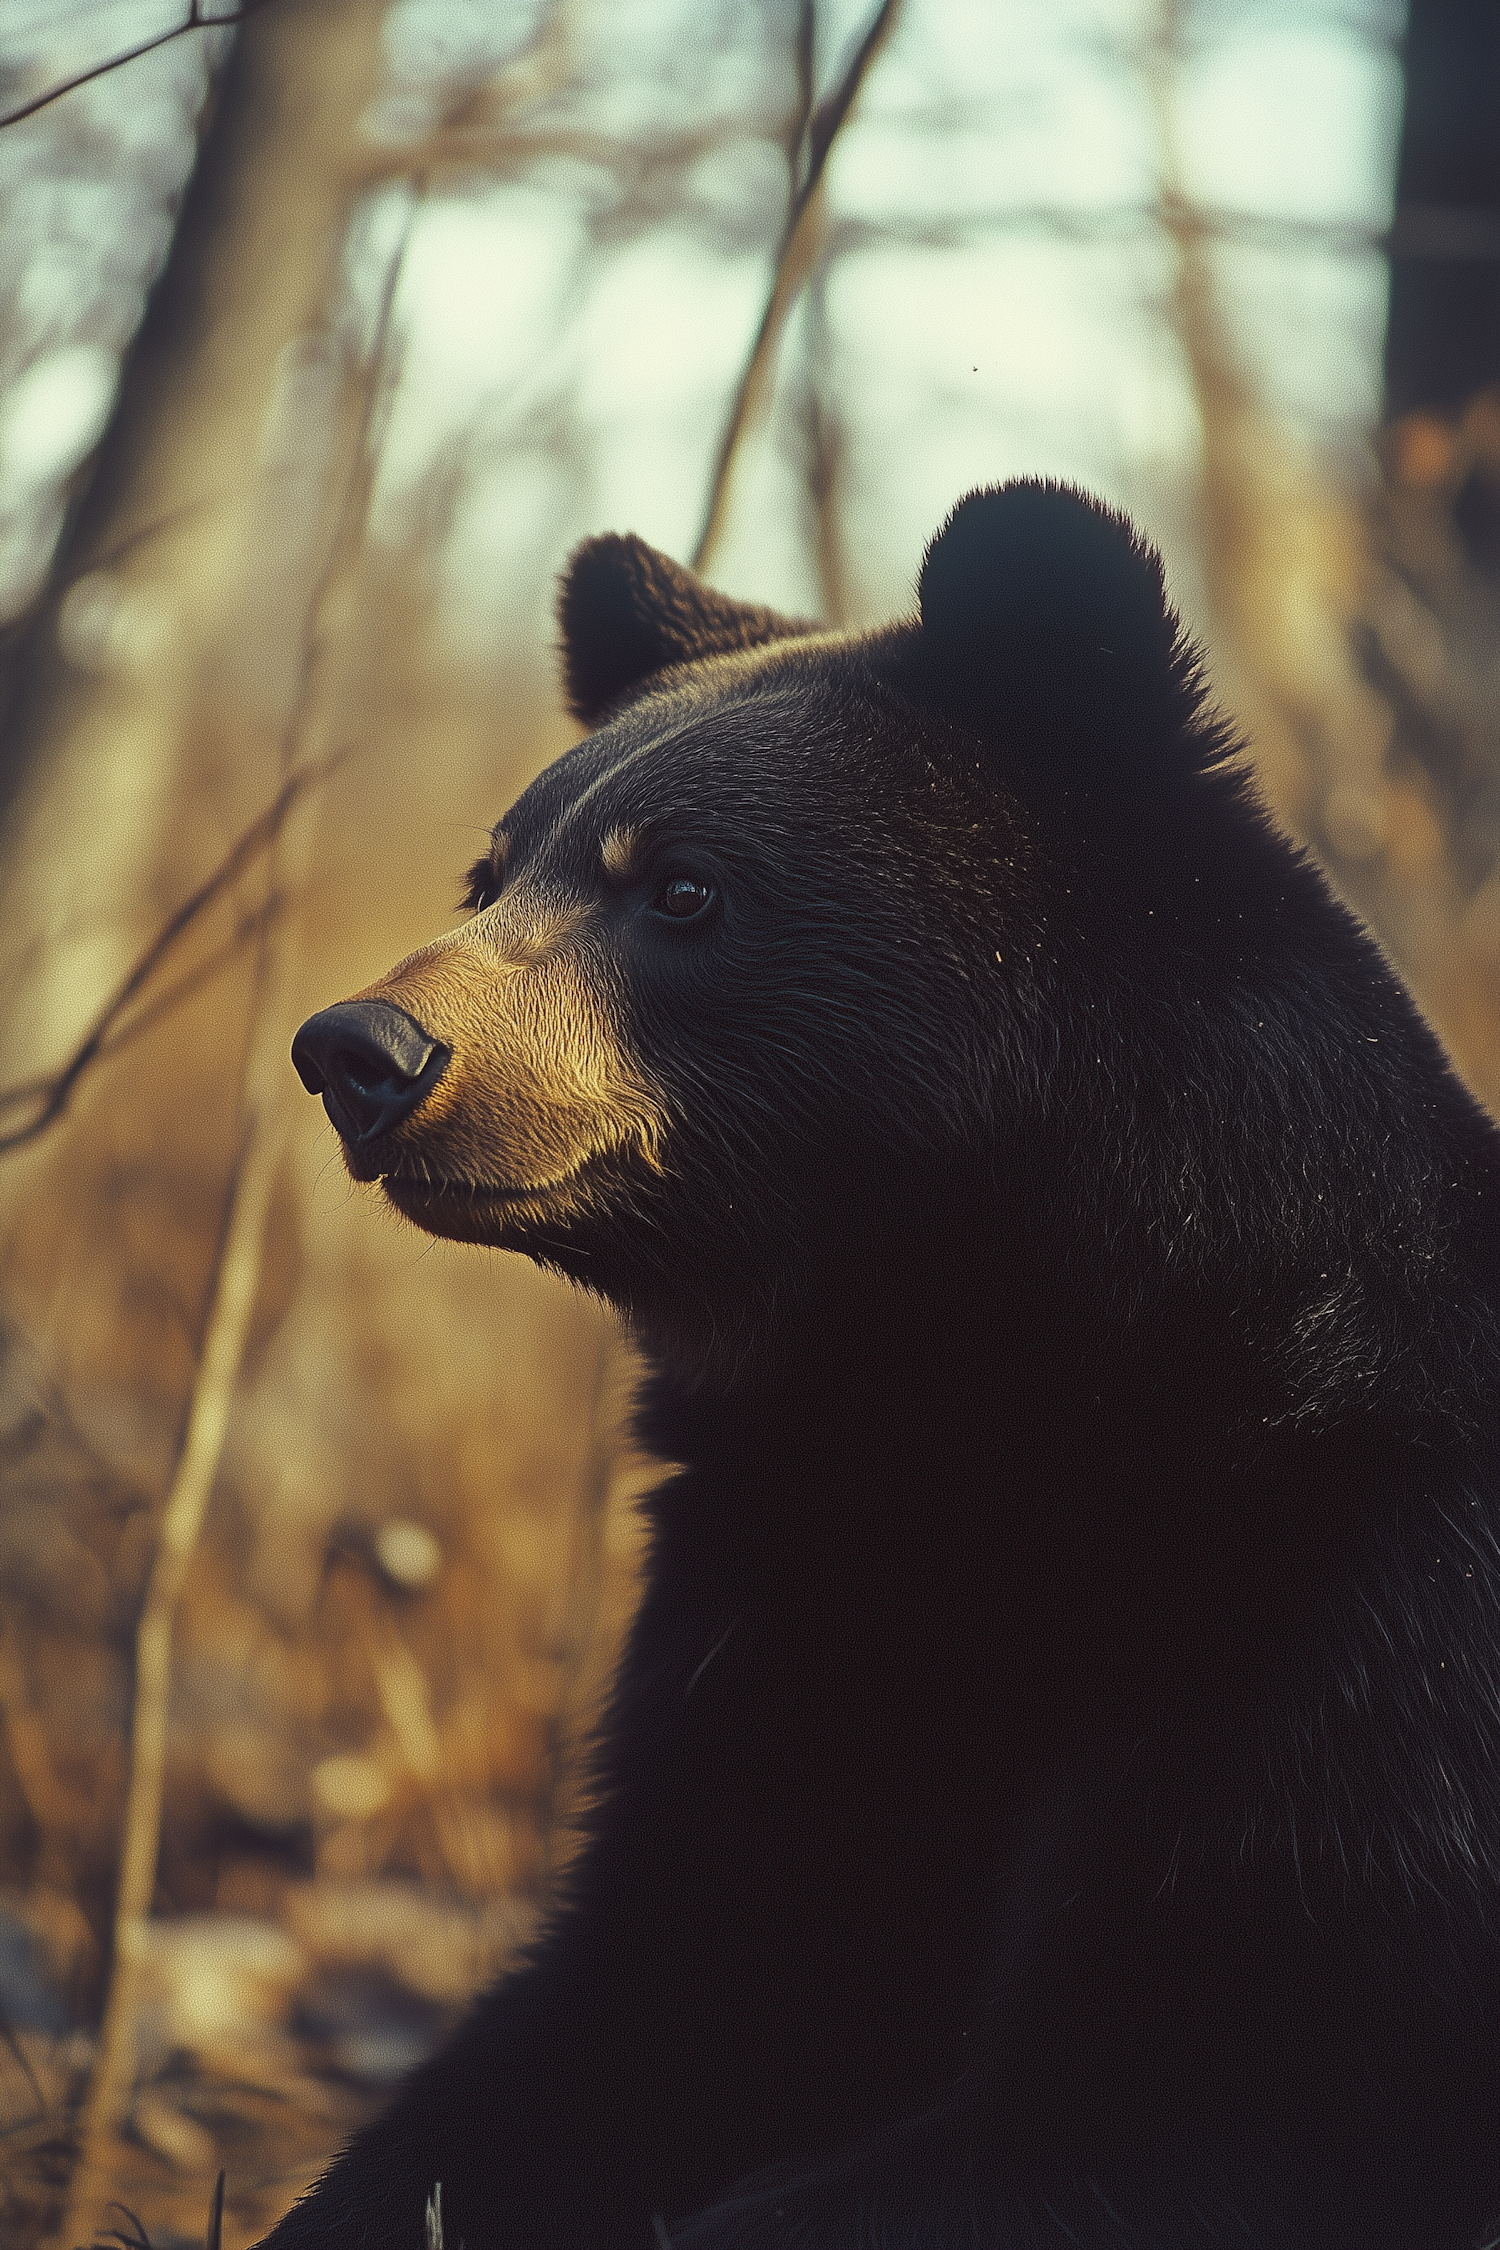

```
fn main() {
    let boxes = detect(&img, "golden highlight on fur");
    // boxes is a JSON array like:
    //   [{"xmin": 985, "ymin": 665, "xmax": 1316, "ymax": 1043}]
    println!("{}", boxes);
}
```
[
  {"xmin": 600, "ymin": 825, "xmax": 641, "ymax": 880},
  {"xmin": 340, "ymin": 889, "xmax": 666, "ymax": 1246}
]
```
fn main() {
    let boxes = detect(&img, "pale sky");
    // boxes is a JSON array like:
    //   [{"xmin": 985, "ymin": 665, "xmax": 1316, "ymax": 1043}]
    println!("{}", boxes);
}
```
[{"xmin": 0, "ymin": 0, "xmax": 1405, "ymax": 644}]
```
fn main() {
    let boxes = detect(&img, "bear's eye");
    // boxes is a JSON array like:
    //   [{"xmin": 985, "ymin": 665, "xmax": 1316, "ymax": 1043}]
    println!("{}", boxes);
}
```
[
  {"xmin": 463, "ymin": 833, "xmax": 510, "ymax": 915},
  {"xmin": 462, "ymin": 856, "xmax": 505, "ymax": 914},
  {"xmin": 653, "ymin": 876, "xmax": 714, "ymax": 921}
]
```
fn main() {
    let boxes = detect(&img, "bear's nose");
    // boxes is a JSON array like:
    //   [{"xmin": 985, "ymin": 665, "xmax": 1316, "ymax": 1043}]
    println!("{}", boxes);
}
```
[{"xmin": 291, "ymin": 1000, "xmax": 450, "ymax": 1145}]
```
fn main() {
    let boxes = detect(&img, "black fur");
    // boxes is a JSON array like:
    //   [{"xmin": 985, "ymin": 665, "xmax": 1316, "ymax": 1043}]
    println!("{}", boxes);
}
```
[
  {"xmin": 557, "ymin": 532, "xmax": 810, "ymax": 726},
  {"xmin": 266, "ymin": 484, "xmax": 1500, "ymax": 2249}
]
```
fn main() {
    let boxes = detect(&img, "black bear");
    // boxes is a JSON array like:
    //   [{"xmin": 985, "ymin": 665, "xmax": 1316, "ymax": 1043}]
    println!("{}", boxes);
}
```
[{"xmin": 281, "ymin": 483, "xmax": 1500, "ymax": 2249}]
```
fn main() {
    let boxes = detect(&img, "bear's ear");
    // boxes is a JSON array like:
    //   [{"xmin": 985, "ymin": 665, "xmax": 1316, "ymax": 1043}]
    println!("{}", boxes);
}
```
[
  {"xmin": 558, "ymin": 533, "xmax": 815, "ymax": 725},
  {"xmin": 910, "ymin": 482, "xmax": 1189, "ymax": 761}
]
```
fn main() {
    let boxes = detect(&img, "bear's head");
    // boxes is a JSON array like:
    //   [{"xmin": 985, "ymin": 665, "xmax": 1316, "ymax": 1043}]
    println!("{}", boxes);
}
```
[{"xmin": 293, "ymin": 483, "xmax": 1401, "ymax": 1387}]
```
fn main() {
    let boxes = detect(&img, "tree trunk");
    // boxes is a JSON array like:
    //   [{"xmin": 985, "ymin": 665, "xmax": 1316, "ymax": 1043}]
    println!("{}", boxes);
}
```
[{"xmin": 1384, "ymin": 0, "xmax": 1500, "ymax": 419}]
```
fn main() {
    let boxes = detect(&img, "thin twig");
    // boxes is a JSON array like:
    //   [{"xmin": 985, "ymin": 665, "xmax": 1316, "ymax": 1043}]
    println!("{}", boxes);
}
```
[
  {"xmin": 0, "ymin": 1, "xmax": 276, "ymax": 131},
  {"xmin": 820, "ymin": 201, "xmax": 1423, "ymax": 259},
  {"xmin": 58, "ymin": 1088, "xmax": 288, "ymax": 2240},
  {"xmin": 0, "ymin": 892, "xmax": 281, "ymax": 1154},
  {"xmin": 0, "ymin": 1997, "xmax": 44, "ymax": 2115},
  {"xmin": 692, "ymin": 0, "xmax": 904, "ymax": 574},
  {"xmin": 75, "ymin": 498, "xmax": 216, "ymax": 582},
  {"xmin": 52, "ymin": 157, "xmax": 430, "ymax": 2250},
  {"xmin": 88, "ymin": 2202, "xmax": 153, "ymax": 2250},
  {"xmin": 802, "ymin": 265, "xmax": 847, "ymax": 623},
  {"xmin": 0, "ymin": 759, "xmax": 332, "ymax": 1155},
  {"xmin": 78, "ymin": 892, "xmax": 283, "ymax": 1061}
]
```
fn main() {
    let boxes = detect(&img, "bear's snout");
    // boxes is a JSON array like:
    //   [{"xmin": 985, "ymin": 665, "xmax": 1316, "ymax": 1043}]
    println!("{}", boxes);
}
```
[{"xmin": 292, "ymin": 999, "xmax": 450, "ymax": 1147}]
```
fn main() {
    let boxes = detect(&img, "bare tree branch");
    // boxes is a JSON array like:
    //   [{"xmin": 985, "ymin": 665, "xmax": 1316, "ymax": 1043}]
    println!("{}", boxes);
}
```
[
  {"xmin": 0, "ymin": 757, "xmax": 334, "ymax": 1156},
  {"xmin": 692, "ymin": 0, "xmax": 905, "ymax": 575},
  {"xmin": 52, "ymin": 151, "xmax": 431, "ymax": 2250},
  {"xmin": 821, "ymin": 200, "xmax": 1444, "ymax": 261},
  {"xmin": 0, "ymin": 1, "xmax": 275, "ymax": 130}
]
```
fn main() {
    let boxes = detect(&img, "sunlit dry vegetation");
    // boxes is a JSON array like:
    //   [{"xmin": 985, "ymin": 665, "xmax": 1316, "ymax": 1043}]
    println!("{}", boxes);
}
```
[{"xmin": 0, "ymin": 0, "xmax": 1494, "ymax": 2244}]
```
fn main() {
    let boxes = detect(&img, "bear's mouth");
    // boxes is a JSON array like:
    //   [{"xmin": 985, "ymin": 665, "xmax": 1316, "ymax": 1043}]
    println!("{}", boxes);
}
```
[
  {"xmin": 377, "ymin": 1146, "xmax": 634, "ymax": 1241},
  {"xmin": 380, "ymin": 1169, "xmax": 568, "ymax": 1211}
]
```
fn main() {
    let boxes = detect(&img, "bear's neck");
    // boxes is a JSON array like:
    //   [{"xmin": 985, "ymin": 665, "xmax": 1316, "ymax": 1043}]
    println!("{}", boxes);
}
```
[{"xmin": 633, "ymin": 1197, "xmax": 1479, "ymax": 1760}]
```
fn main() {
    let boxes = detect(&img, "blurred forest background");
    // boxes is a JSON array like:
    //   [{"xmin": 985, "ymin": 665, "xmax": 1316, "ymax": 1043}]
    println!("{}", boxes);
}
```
[{"xmin": 0, "ymin": 0, "xmax": 1495, "ymax": 2244}]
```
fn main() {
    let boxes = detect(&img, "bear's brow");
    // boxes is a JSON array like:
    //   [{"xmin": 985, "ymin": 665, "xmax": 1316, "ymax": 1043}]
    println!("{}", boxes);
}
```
[
  {"xmin": 562, "ymin": 714, "xmax": 711, "ymax": 827},
  {"xmin": 600, "ymin": 825, "xmax": 641, "ymax": 879}
]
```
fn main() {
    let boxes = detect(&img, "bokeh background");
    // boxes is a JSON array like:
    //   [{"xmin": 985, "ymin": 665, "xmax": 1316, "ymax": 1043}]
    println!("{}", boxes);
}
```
[{"xmin": 0, "ymin": 1, "xmax": 1495, "ymax": 2244}]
